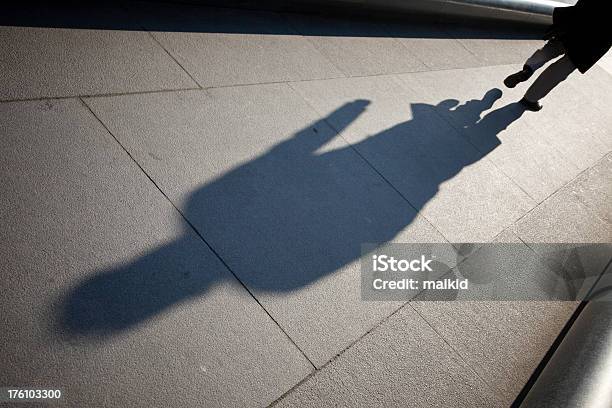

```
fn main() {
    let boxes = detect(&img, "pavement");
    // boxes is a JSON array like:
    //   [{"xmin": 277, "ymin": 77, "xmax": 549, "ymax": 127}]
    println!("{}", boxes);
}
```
[{"xmin": 1, "ymin": 1, "xmax": 611, "ymax": 407}]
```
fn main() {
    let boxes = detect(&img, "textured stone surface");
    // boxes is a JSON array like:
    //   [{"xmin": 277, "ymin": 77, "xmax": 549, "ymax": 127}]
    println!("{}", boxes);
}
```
[
  {"xmin": 290, "ymin": 74, "xmax": 535, "ymax": 242},
  {"xmin": 288, "ymin": 14, "xmax": 427, "ymax": 77},
  {"xmin": 382, "ymin": 22, "xmax": 484, "ymax": 70},
  {"xmin": 412, "ymin": 230, "xmax": 580, "ymax": 403},
  {"xmin": 395, "ymin": 65, "xmax": 610, "ymax": 203},
  {"xmin": 417, "ymin": 230, "xmax": 575, "ymax": 301},
  {"xmin": 274, "ymin": 304, "xmax": 502, "ymax": 407},
  {"xmin": 566, "ymin": 153, "xmax": 612, "ymax": 225},
  {"xmin": 84, "ymin": 83, "xmax": 453, "ymax": 366},
  {"xmin": 2, "ymin": 3, "xmax": 611, "ymax": 405},
  {"xmin": 564, "ymin": 66, "xmax": 612, "ymax": 150},
  {"xmin": 143, "ymin": 5, "xmax": 343, "ymax": 87},
  {"xmin": 513, "ymin": 185, "xmax": 612, "ymax": 245},
  {"xmin": 513, "ymin": 179, "xmax": 612, "ymax": 288},
  {"xmin": 448, "ymin": 25, "xmax": 543, "ymax": 66},
  {"xmin": 517, "ymin": 65, "xmax": 611, "ymax": 170},
  {"xmin": 0, "ymin": 27, "xmax": 197, "ymax": 100},
  {"xmin": 0, "ymin": 99, "xmax": 312, "ymax": 407},
  {"xmin": 412, "ymin": 300, "xmax": 577, "ymax": 404}
]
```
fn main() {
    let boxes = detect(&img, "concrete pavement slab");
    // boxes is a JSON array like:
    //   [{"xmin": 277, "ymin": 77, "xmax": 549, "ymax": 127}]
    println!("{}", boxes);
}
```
[
  {"xmin": 0, "ymin": 27, "xmax": 197, "ymax": 100},
  {"xmin": 513, "ymin": 182, "xmax": 612, "ymax": 245},
  {"xmin": 513, "ymin": 177, "xmax": 612, "ymax": 282},
  {"xmin": 290, "ymin": 75, "xmax": 535, "ymax": 243},
  {"xmin": 448, "ymin": 25, "xmax": 543, "ymax": 66},
  {"xmin": 411, "ymin": 299, "xmax": 577, "ymax": 404},
  {"xmin": 396, "ymin": 65, "xmax": 501, "ymax": 106},
  {"xmin": 520, "ymin": 83, "xmax": 610, "ymax": 170},
  {"xmin": 567, "ymin": 153, "xmax": 612, "ymax": 225},
  {"xmin": 274, "ymin": 304, "xmax": 501, "ymax": 407},
  {"xmin": 381, "ymin": 22, "xmax": 483, "ymax": 70},
  {"xmin": 84, "ymin": 83, "xmax": 453, "ymax": 367},
  {"xmin": 564, "ymin": 66, "xmax": 612, "ymax": 149},
  {"xmin": 143, "ymin": 5, "xmax": 343, "ymax": 87},
  {"xmin": 395, "ymin": 65, "xmax": 608, "ymax": 202},
  {"xmin": 413, "ymin": 230, "xmax": 579, "ymax": 402},
  {"xmin": 0, "ymin": 99, "xmax": 312, "ymax": 407},
  {"xmin": 508, "ymin": 63, "xmax": 612, "ymax": 169},
  {"xmin": 2, "ymin": 5, "xmax": 610, "ymax": 405},
  {"xmin": 287, "ymin": 14, "xmax": 427, "ymax": 77},
  {"xmin": 417, "ymin": 230, "xmax": 575, "ymax": 301}
]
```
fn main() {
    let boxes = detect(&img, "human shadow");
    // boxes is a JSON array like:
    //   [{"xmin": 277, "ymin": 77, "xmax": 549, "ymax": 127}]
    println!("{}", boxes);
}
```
[{"xmin": 61, "ymin": 88, "xmax": 527, "ymax": 336}]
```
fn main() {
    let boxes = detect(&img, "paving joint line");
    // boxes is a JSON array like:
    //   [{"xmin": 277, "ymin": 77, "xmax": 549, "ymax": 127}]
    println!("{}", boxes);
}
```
[
  {"xmin": 145, "ymin": 31, "xmax": 203, "ymax": 89},
  {"xmin": 511, "ymin": 150, "xmax": 612, "ymax": 228},
  {"xmin": 268, "ymin": 300, "xmax": 410, "ymax": 407},
  {"xmin": 288, "ymin": 81, "xmax": 454, "ymax": 248},
  {"xmin": 408, "ymin": 303, "xmax": 506, "ymax": 403},
  {"xmin": 281, "ymin": 10, "xmax": 353, "ymax": 79},
  {"xmin": 388, "ymin": 71, "xmax": 540, "ymax": 205},
  {"xmin": 0, "ymin": 86, "xmax": 202, "ymax": 104},
  {"xmin": 277, "ymin": 74, "xmax": 611, "ymax": 404},
  {"xmin": 281, "ymin": 14, "xmax": 352, "ymax": 78},
  {"xmin": 0, "ymin": 62, "xmax": 526, "ymax": 104},
  {"xmin": 3, "ymin": 13, "xmax": 608, "ymax": 404},
  {"xmin": 489, "ymin": 150, "xmax": 612, "ymax": 263},
  {"xmin": 451, "ymin": 31, "xmax": 488, "ymax": 63},
  {"xmin": 270, "ymin": 245, "xmax": 488, "ymax": 405},
  {"xmin": 77, "ymin": 96, "xmax": 316, "ymax": 371},
  {"xmin": 269, "ymin": 81, "xmax": 460, "ymax": 406}
]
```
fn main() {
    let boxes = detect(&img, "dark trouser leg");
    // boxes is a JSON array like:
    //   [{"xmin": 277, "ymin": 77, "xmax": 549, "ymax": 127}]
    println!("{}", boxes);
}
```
[
  {"xmin": 524, "ymin": 39, "xmax": 566, "ymax": 72},
  {"xmin": 504, "ymin": 39, "xmax": 566, "ymax": 88},
  {"xmin": 524, "ymin": 55, "xmax": 577, "ymax": 102}
]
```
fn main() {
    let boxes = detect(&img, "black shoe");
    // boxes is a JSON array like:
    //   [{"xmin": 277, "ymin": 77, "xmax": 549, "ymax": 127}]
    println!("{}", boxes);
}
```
[
  {"xmin": 504, "ymin": 65, "xmax": 534, "ymax": 88},
  {"xmin": 520, "ymin": 97, "xmax": 542, "ymax": 112}
]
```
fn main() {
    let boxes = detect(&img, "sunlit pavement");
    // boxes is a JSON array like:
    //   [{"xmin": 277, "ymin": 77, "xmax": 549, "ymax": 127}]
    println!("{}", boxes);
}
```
[{"xmin": 1, "ymin": 1, "xmax": 611, "ymax": 406}]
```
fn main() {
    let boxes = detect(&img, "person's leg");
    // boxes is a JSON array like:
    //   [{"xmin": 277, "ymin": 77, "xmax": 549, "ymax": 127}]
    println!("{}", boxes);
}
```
[
  {"xmin": 504, "ymin": 39, "xmax": 566, "ymax": 88},
  {"xmin": 521, "ymin": 55, "xmax": 577, "ymax": 111},
  {"xmin": 524, "ymin": 39, "xmax": 566, "ymax": 71}
]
